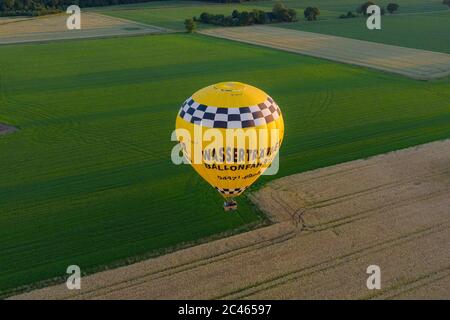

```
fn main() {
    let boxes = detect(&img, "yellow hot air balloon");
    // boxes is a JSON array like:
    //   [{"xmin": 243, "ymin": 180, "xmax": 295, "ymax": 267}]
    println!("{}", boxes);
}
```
[{"xmin": 175, "ymin": 82, "xmax": 284, "ymax": 211}]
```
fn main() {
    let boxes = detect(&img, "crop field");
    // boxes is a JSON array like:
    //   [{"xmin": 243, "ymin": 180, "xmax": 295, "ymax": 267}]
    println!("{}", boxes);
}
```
[
  {"xmin": 201, "ymin": 25, "xmax": 450, "ymax": 80},
  {"xmin": 96, "ymin": 1, "xmax": 269, "ymax": 30},
  {"xmin": 268, "ymin": 0, "xmax": 447, "ymax": 14},
  {"xmin": 280, "ymin": 11, "xmax": 450, "ymax": 54},
  {"xmin": 1, "ymin": 32, "xmax": 449, "ymax": 296},
  {"xmin": 97, "ymin": 0, "xmax": 450, "ymax": 53},
  {"xmin": 12, "ymin": 140, "xmax": 450, "ymax": 300},
  {"xmin": 94, "ymin": 0, "xmax": 350, "ymax": 31},
  {"xmin": 0, "ymin": 12, "xmax": 166, "ymax": 45}
]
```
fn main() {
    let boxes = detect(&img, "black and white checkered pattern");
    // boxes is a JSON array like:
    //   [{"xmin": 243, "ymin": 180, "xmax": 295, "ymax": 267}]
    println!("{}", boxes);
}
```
[
  {"xmin": 215, "ymin": 186, "xmax": 248, "ymax": 196},
  {"xmin": 178, "ymin": 97, "xmax": 281, "ymax": 129}
]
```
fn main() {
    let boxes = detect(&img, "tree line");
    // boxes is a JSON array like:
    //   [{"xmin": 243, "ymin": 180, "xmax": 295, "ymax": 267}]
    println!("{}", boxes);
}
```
[
  {"xmin": 0, "ymin": 0, "xmax": 263, "ymax": 16},
  {"xmin": 3, "ymin": 0, "xmax": 448, "ymax": 18},
  {"xmin": 0, "ymin": 0, "xmax": 161, "ymax": 16},
  {"xmin": 185, "ymin": 2, "xmax": 296, "ymax": 31},
  {"xmin": 339, "ymin": 2, "xmax": 400, "ymax": 19}
]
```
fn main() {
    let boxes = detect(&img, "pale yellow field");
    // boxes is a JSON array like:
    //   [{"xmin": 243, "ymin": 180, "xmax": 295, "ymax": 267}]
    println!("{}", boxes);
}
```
[
  {"xmin": 200, "ymin": 25, "xmax": 450, "ymax": 80},
  {"xmin": 0, "ymin": 12, "xmax": 167, "ymax": 44},
  {"xmin": 11, "ymin": 140, "xmax": 450, "ymax": 300}
]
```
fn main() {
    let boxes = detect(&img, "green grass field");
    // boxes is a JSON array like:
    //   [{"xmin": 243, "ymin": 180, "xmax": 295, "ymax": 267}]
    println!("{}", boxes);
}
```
[
  {"xmin": 96, "ymin": 0, "xmax": 450, "ymax": 53},
  {"xmin": 96, "ymin": 2, "xmax": 269, "ymax": 30},
  {"xmin": 269, "ymin": 0, "xmax": 448, "ymax": 13},
  {"xmin": 279, "ymin": 10, "xmax": 450, "ymax": 54},
  {"xmin": 1, "ymin": 33, "xmax": 449, "ymax": 296}
]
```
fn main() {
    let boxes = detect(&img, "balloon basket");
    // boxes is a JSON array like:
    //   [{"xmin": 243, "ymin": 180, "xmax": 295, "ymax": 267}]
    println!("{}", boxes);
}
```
[{"xmin": 223, "ymin": 199, "xmax": 238, "ymax": 211}]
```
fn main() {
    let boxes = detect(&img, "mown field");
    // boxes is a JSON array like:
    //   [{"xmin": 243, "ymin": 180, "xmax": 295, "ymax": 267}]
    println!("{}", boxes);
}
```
[
  {"xmin": 97, "ymin": 0, "xmax": 450, "ymax": 53},
  {"xmin": 0, "ymin": 33, "xmax": 449, "ymax": 296}
]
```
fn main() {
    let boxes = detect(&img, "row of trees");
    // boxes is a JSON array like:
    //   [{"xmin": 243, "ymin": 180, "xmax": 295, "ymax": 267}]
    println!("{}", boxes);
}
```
[
  {"xmin": 357, "ymin": 2, "xmax": 399, "ymax": 15},
  {"xmin": 1, "ymin": 0, "xmax": 57, "ymax": 16},
  {"xmin": 0, "ymin": 0, "xmax": 267, "ymax": 16},
  {"xmin": 301, "ymin": 1, "xmax": 402, "ymax": 22},
  {"xmin": 0, "ymin": 0, "xmax": 163, "ymax": 16},
  {"xmin": 339, "ymin": 2, "xmax": 399, "ymax": 19},
  {"xmin": 192, "ymin": 2, "xmax": 297, "ymax": 27}
]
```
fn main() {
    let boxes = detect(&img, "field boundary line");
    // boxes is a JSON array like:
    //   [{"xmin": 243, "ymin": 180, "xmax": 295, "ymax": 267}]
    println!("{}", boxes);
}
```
[
  {"xmin": 0, "ymin": 12, "xmax": 172, "ymax": 46},
  {"xmin": 0, "ymin": 31, "xmax": 167, "ymax": 46},
  {"xmin": 6, "ymin": 219, "xmax": 293, "ymax": 299},
  {"xmin": 199, "ymin": 26, "xmax": 450, "ymax": 80},
  {"xmin": 7, "ymin": 137, "xmax": 450, "ymax": 299},
  {"xmin": 87, "ymin": 12, "xmax": 173, "ymax": 32},
  {"xmin": 67, "ymin": 225, "xmax": 296, "ymax": 300}
]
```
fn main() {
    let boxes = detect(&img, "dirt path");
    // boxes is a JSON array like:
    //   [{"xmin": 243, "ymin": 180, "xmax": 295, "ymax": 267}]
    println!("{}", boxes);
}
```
[
  {"xmin": 11, "ymin": 139, "xmax": 450, "ymax": 300},
  {"xmin": 0, "ymin": 12, "xmax": 168, "ymax": 45},
  {"xmin": 200, "ymin": 26, "xmax": 450, "ymax": 80}
]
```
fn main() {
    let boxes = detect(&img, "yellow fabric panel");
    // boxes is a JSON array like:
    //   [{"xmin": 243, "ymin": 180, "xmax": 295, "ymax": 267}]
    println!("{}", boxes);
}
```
[
  {"xmin": 192, "ymin": 82, "xmax": 268, "ymax": 108},
  {"xmin": 175, "ymin": 115, "xmax": 284, "ymax": 199}
]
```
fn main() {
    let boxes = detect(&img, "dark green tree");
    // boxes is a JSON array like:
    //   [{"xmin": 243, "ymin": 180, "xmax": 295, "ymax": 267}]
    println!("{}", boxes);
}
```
[
  {"xmin": 184, "ymin": 18, "xmax": 196, "ymax": 33},
  {"xmin": 273, "ymin": 1, "xmax": 296, "ymax": 22},
  {"xmin": 288, "ymin": 8, "xmax": 297, "ymax": 21},
  {"xmin": 356, "ymin": 1, "xmax": 375, "ymax": 16},
  {"xmin": 387, "ymin": 3, "xmax": 399, "ymax": 13},
  {"xmin": 199, "ymin": 12, "xmax": 211, "ymax": 23},
  {"xmin": 252, "ymin": 9, "xmax": 266, "ymax": 24},
  {"xmin": 239, "ymin": 11, "xmax": 250, "ymax": 25},
  {"xmin": 304, "ymin": 6, "xmax": 320, "ymax": 21}
]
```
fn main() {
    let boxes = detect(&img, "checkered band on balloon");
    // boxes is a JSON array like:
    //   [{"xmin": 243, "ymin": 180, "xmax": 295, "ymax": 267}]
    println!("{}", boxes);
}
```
[
  {"xmin": 178, "ymin": 96, "xmax": 282, "ymax": 129},
  {"xmin": 215, "ymin": 186, "xmax": 248, "ymax": 196}
]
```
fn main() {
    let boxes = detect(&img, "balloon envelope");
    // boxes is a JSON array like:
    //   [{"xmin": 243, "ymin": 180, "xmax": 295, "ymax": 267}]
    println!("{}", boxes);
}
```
[{"xmin": 175, "ymin": 82, "xmax": 284, "ymax": 198}]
